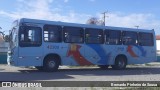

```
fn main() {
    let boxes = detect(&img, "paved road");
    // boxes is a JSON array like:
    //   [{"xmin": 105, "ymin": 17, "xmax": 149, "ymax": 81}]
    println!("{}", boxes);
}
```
[{"xmin": 0, "ymin": 64, "xmax": 160, "ymax": 81}]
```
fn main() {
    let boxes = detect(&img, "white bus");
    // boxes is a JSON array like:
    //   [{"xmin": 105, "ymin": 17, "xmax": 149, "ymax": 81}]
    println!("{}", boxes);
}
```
[{"xmin": 8, "ymin": 18, "xmax": 157, "ymax": 72}]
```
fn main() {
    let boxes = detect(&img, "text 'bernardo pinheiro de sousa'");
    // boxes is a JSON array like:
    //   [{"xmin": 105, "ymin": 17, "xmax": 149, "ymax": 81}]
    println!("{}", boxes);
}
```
[{"xmin": 111, "ymin": 82, "xmax": 157, "ymax": 87}]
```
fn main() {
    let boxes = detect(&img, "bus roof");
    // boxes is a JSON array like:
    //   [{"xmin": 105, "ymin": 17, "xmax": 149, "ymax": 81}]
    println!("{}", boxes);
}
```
[{"xmin": 19, "ymin": 18, "xmax": 154, "ymax": 33}]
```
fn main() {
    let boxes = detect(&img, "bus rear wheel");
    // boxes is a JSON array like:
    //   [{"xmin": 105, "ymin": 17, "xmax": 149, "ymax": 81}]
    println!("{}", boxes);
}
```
[
  {"xmin": 112, "ymin": 56, "xmax": 127, "ymax": 70},
  {"xmin": 98, "ymin": 65, "xmax": 109, "ymax": 70},
  {"xmin": 43, "ymin": 56, "xmax": 59, "ymax": 72}
]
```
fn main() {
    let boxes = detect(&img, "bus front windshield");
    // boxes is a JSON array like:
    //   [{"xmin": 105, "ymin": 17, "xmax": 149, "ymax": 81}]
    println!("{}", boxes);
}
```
[
  {"xmin": 9, "ymin": 27, "xmax": 17, "ymax": 49},
  {"xmin": 19, "ymin": 26, "xmax": 42, "ymax": 47}
]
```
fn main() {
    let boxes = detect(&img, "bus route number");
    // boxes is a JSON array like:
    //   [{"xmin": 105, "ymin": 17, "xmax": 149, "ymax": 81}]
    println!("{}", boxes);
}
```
[{"xmin": 47, "ymin": 45, "xmax": 59, "ymax": 49}]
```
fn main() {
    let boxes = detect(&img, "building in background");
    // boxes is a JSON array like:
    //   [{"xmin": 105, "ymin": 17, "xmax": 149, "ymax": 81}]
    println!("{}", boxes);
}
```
[
  {"xmin": 156, "ymin": 35, "xmax": 160, "ymax": 61},
  {"xmin": 0, "ymin": 35, "xmax": 8, "ymax": 64}
]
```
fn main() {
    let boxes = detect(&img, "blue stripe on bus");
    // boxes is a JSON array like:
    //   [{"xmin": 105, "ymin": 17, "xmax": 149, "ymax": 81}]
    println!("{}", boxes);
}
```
[
  {"xmin": 87, "ymin": 44, "xmax": 109, "ymax": 65},
  {"xmin": 135, "ymin": 45, "xmax": 147, "ymax": 57}
]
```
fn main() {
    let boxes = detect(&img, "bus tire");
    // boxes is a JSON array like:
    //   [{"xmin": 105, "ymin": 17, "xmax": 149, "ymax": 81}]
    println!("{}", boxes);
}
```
[
  {"xmin": 43, "ymin": 56, "xmax": 59, "ymax": 72},
  {"xmin": 98, "ymin": 65, "xmax": 109, "ymax": 70},
  {"xmin": 112, "ymin": 56, "xmax": 127, "ymax": 70}
]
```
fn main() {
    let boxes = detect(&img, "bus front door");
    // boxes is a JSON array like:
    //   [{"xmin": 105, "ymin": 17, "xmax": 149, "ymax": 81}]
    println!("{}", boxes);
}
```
[
  {"xmin": 18, "ymin": 47, "xmax": 43, "ymax": 66},
  {"xmin": 18, "ymin": 26, "xmax": 43, "ymax": 66}
]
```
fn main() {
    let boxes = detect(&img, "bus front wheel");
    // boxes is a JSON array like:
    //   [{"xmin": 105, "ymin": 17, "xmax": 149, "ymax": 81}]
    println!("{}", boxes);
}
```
[
  {"xmin": 112, "ymin": 56, "xmax": 127, "ymax": 70},
  {"xmin": 43, "ymin": 56, "xmax": 59, "ymax": 72}
]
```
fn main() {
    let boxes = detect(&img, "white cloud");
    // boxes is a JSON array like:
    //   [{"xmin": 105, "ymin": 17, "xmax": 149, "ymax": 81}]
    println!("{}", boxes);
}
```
[
  {"xmin": 0, "ymin": 0, "xmax": 91, "ymax": 24},
  {"xmin": 105, "ymin": 13, "xmax": 160, "ymax": 31}
]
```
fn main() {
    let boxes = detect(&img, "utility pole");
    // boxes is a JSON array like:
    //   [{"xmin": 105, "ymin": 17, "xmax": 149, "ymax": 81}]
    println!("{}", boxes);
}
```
[
  {"xmin": 135, "ymin": 26, "xmax": 139, "ymax": 29},
  {"xmin": 101, "ymin": 11, "xmax": 109, "ymax": 26}
]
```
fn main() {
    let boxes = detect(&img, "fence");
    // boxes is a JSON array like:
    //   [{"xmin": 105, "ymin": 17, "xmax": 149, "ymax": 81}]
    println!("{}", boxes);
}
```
[{"xmin": 0, "ymin": 42, "xmax": 8, "ymax": 64}]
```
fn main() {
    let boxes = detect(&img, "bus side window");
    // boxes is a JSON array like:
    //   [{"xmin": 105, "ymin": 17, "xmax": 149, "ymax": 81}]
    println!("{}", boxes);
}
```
[
  {"xmin": 85, "ymin": 28, "xmax": 103, "ymax": 44},
  {"xmin": 63, "ymin": 26, "xmax": 84, "ymax": 43},
  {"xmin": 138, "ymin": 32, "xmax": 154, "ymax": 46},
  {"xmin": 19, "ymin": 26, "xmax": 42, "ymax": 47},
  {"xmin": 122, "ymin": 31, "xmax": 138, "ymax": 45},
  {"xmin": 28, "ymin": 30, "xmax": 33, "ymax": 42},
  {"xmin": 105, "ymin": 30, "xmax": 121, "ymax": 45},
  {"xmin": 43, "ymin": 25, "xmax": 62, "ymax": 42}
]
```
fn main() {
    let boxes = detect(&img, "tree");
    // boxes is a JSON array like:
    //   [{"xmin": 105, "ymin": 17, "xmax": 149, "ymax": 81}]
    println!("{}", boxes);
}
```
[
  {"xmin": 0, "ymin": 31, "xmax": 5, "ymax": 41},
  {"xmin": 0, "ymin": 31, "xmax": 9, "ymax": 42},
  {"xmin": 86, "ymin": 17, "xmax": 104, "ymax": 26}
]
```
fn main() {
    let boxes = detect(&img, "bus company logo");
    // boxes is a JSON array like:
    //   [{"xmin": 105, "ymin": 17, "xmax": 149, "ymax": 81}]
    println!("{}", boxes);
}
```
[
  {"xmin": 127, "ymin": 46, "xmax": 138, "ymax": 57},
  {"xmin": 67, "ymin": 44, "xmax": 92, "ymax": 65},
  {"xmin": 2, "ymin": 82, "xmax": 11, "ymax": 87}
]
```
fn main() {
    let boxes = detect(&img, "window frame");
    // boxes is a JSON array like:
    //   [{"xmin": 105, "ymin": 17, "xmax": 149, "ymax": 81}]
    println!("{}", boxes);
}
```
[
  {"xmin": 85, "ymin": 28, "xmax": 104, "ymax": 44},
  {"xmin": 138, "ymin": 32, "xmax": 154, "ymax": 46},
  {"xmin": 122, "ymin": 31, "xmax": 138, "ymax": 45},
  {"xmin": 43, "ymin": 25, "xmax": 62, "ymax": 43},
  {"xmin": 63, "ymin": 26, "xmax": 84, "ymax": 43},
  {"xmin": 19, "ymin": 26, "xmax": 42, "ymax": 47},
  {"xmin": 104, "ymin": 30, "xmax": 122, "ymax": 45}
]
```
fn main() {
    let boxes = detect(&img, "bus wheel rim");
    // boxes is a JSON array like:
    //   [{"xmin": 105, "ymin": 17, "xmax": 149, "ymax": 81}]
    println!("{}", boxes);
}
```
[
  {"xmin": 48, "ymin": 61, "xmax": 55, "ymax": 68},
  {"xmin": 118, "ymin": 60, "xmax": 124, "ymax": 68}
]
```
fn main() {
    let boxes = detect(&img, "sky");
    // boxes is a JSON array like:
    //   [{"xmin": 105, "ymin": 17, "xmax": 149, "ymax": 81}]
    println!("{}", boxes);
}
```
[{"xmin": 0, "ymin": 0, "xmax": 160, "ymax": 35}]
